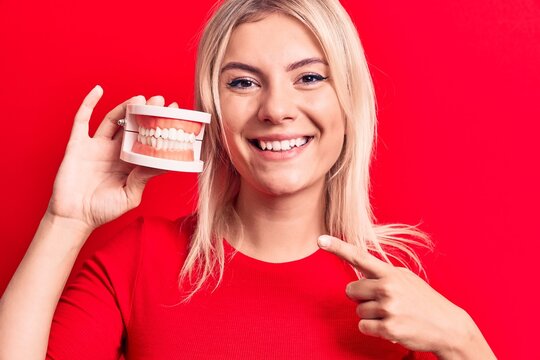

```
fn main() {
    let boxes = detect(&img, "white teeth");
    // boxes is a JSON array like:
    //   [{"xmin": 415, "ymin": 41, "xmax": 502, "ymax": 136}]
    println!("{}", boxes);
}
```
[
  {"xmin": 169, "ymin": 128, "xmax": 177, "ymax": 141},
  {"xmin": 137, "ymin": 124, "xmax": 198, "ymax": 153},
  {"xmin": 256, "ymin": 137, "xmax": 310, "ymax": 152}
]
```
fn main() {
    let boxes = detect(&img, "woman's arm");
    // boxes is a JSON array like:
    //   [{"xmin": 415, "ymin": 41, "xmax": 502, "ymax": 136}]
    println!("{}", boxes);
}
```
[
  {"xmin": 0, "ymin": 86, "xmax": 167, "ymax": 360},
  {"xmin": 0, "ymin": 213, "xmax": 92, "ymax": 359},
  {"xmin": 317, "ymin": 235, "xmax": 497, "ymax": 360}
]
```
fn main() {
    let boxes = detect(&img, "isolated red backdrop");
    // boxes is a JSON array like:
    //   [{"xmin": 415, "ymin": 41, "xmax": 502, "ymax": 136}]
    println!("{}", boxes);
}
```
[{"xmin": 1, "ymin": 1, "xmax": 539, "ymax": 358}]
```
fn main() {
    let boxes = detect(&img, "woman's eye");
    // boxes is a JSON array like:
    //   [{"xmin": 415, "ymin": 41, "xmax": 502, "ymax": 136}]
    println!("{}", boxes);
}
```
[
  {"xmin": 227, "ymin": 79, "xmax": 257, "ymax": 89},
  {"xmin": 298, "ymin": 74, "xmax": 328, "ymax": 84}
]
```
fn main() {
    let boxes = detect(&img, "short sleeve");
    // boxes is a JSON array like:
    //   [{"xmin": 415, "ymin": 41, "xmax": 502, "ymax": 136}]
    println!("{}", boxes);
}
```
[{"xmin": 46, "ymin": 218, "xmax": 144, "ymax": 360}]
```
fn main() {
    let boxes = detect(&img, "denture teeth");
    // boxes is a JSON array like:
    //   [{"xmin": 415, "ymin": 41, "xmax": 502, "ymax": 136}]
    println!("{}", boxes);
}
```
[
  {"xmin": 156, "ymin": 138, "xmax": 163, "ymax": 150},
  {"xmin": 151, "ymin": 137, "xmax": 157, "ymax": 148},
  {"xmin": 169, "ymin": 128, "xmax": 177, "ymax": 140},
  {"xmin": 155, "ymin": 127, "xmax": 161, "ymax": 138},
  {"xmin": 178, "ymin": 129, "xmax": 185, "ymax": 141},
  {"xmin": 162, "ymin": 128, "xmax": 169, "ymax": 140},
  {"xmin": 189, "ymin": 133, "xmax": 195, "ymax": 143},
  {"xmin": 149, "ymin": 128, "xmax": 155, "ymax": 137}
]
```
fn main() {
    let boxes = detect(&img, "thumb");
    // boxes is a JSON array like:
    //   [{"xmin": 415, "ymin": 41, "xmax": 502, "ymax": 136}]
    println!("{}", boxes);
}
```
[{"xmin": 124, "ymin": 166, "xmax": 167, "ymax": 208}]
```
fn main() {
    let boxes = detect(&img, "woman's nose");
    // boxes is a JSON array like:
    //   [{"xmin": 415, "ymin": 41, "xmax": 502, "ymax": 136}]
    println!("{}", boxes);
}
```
[{"xmin": 257, "ymin": 84, "xmax": 298, "ymax": 124}]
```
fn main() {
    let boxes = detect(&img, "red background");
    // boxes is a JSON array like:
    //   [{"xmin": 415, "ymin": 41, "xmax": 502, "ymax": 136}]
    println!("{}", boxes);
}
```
[{"xmin": 1, "ymin": 1, "xmax": 539, "ymax": 358}]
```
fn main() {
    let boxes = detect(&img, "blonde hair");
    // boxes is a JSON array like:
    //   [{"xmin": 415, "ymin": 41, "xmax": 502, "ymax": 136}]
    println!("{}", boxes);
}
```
[{"xmin": 180, "ymin": 0, "xmax": 431, "ymax": 299}]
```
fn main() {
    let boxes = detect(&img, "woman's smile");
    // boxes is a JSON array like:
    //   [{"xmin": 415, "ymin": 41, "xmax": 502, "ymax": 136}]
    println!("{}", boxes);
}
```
[{"xmin": 247, "ymin": 134, "xmax": 314, "ymax": 161}]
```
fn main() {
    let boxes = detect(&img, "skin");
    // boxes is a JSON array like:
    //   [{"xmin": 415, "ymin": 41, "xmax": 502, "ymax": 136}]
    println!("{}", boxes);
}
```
[{"xmin": 0, "ymin": 12, "xmax": 496, "ymax": 360}]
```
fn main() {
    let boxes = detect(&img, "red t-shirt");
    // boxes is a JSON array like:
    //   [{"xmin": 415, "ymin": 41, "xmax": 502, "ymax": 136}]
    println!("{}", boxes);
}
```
[{"xmin": 47, "ymin": 216, "xmax": 436, "ymax": 359}]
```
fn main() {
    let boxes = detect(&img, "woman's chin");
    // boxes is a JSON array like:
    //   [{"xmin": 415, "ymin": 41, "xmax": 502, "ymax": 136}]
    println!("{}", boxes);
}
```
[{"xmin": 252, "ymin": 177, "xmax": 319, "ymax": 198}]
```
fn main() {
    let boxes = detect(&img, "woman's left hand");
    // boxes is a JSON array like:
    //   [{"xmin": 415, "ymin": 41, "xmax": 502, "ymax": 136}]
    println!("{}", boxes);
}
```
[{"xmin": 317, "ymin": 235, "xmax": 496, "ymax": 359}]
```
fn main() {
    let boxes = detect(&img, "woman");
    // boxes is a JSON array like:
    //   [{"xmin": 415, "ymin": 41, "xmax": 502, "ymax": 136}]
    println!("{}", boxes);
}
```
[{"xmin": 0, "ymin": 0, "xmax": 496, "ymax": 358}]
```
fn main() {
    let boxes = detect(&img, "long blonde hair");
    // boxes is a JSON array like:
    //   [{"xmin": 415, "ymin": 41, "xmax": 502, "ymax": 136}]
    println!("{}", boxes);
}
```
[{"xmin": 180, "ymin": 0, "xmax": 431, "ymax": 299}]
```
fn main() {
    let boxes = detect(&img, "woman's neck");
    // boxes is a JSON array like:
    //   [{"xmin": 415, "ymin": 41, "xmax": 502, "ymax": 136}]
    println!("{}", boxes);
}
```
[{"xmin": 232, "ymin": 180, "xmax": 327, "ymax": 263}]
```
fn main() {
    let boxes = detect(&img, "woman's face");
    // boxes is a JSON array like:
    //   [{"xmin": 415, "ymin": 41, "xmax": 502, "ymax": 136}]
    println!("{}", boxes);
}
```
[{"xmin": 219, "ymin": 13, "xmax": 345, "ymax": 197}]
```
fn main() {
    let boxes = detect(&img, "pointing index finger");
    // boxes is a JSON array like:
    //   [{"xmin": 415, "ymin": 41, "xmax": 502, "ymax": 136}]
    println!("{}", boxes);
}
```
[{"xmin": 318, "ymin": 235, "xmax": 389, "ymax": 279}]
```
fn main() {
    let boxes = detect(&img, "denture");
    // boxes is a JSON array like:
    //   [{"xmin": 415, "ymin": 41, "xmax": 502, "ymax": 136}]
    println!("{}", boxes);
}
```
[{"xmin": 120, "ymin": 104, "xmax": 211, "ymax": 172}]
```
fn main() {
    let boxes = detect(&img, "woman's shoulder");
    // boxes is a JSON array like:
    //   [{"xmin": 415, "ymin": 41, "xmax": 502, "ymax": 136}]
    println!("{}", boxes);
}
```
[{"xmin": 90, "ymin": 213, "xmax": 197, "ymax": 273}]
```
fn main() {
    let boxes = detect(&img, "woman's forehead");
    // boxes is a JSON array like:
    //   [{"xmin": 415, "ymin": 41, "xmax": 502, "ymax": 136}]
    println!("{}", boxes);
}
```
[{"xmin": 223, "ymin": 13, "xmax": 326, "ymax": 67}]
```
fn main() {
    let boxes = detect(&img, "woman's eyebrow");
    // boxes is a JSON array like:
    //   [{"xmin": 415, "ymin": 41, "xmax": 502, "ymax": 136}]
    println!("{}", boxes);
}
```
[
  {"xmin": 221, "ymin": 62, "xmax": 262, "ymax": 75},
  {"xmin": 286, "ymin": 57, "xmax": 328, "ymax": 72},
  {"xmin": 220, "ymin": 57, "xmax": 328, "ymax": 75}
]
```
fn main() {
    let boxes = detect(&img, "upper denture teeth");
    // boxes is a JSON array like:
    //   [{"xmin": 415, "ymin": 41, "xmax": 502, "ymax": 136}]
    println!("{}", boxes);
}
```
[
  {"xmin": 154, "ymin": 127, "xmax": 161, "ymax": 138},
  {"xmin": 177, "ymin": 129, "xmax": 185, "ymax": 141},
  {"xmin": 169, "ymin": 128, "xmax": 177, "ymax": 140}
]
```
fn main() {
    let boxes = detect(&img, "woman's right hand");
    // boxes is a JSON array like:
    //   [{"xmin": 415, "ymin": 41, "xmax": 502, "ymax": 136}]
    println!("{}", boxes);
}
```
[{"xmin": 46, "ymin": 85, "xmax": 170, "ymax": 232}]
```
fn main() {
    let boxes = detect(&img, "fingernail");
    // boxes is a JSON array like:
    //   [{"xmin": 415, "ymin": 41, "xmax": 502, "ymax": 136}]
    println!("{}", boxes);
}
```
[{"xmin": 318, "ymin": 235, "xmax": 332, "ymax": 248}]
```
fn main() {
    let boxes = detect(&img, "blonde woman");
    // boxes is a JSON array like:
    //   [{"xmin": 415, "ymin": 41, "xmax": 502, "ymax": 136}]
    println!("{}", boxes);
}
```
[{"xmin": 0, "ymin": 0, "xmax": 495, "ymax": 359}]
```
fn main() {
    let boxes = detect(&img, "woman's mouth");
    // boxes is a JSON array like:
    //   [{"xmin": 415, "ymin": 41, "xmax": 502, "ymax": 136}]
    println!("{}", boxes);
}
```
[{"xmin": 248, "ymin": 136, "xmax": 313, "ymax": 152}]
